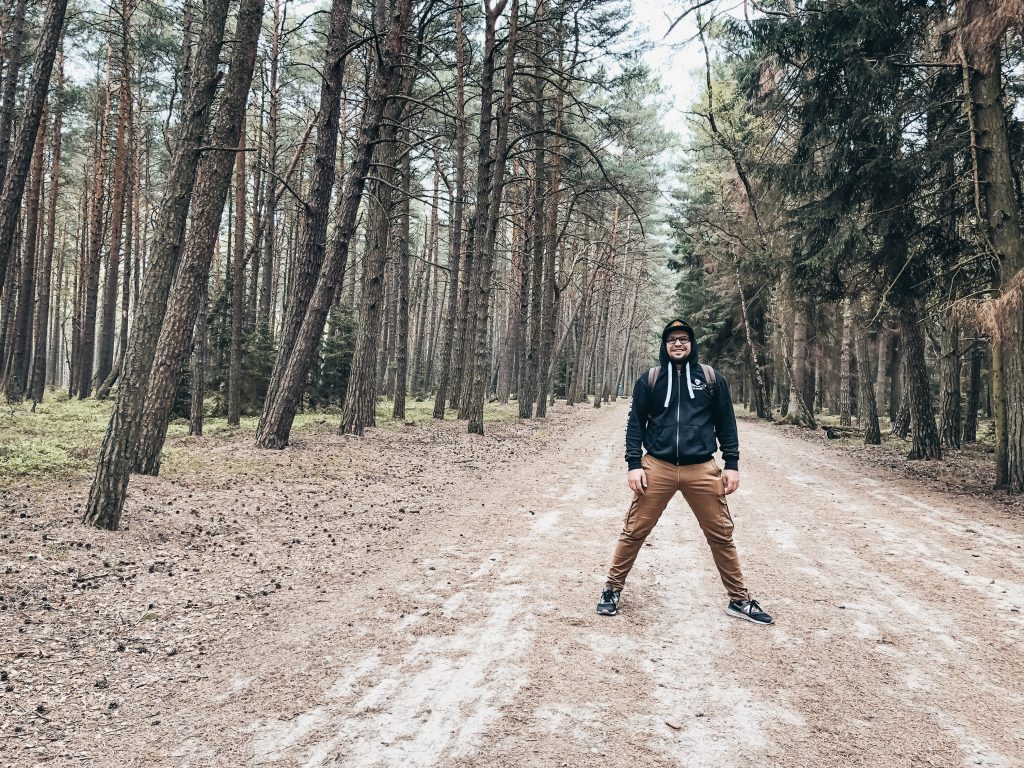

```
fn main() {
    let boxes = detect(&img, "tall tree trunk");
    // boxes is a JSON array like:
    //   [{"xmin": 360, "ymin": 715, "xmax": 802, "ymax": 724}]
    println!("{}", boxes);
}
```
[
  {"xmin": 786, "ymin": 300, "xmax": 816, "ymax": 427},
  {"xmin": 338, "ymin": 96, "xmax": 404, "ymax": 435},
  {"xmin": 78, "ymin": 50, "xmax": 114, "ymax": 398},
  {"xmin": 263, "ymin": 0, "xmax": 353, "ymax": 407},
  {"xmin": 874, "ymin": 325, "xmax": 891, "ymax": 420},
  {"xmin": 961, "ymin": 1, "xmax": 1024, "ymax": 490},
  {"xmin": 903, "ymin": 316, "xmax": 941, "ymax": 460},
  {"xmin": 856, "ymin": 302, "xmax": 881, "ymax": 445},
  {"xmin": 3, "ymin": 112, "xmax": 44, "ymax": 401},
  {"xmin": 467, "ymin": 0, "xmax": 518, "ymax": 435},
  {"xmin": 257, "ymin": 0, "xmax": 283, "ymax": 335},
  {"xmin": 892, "ymin": 353, "xmax": 911, "ymax": 439},
  {"xmin": 939, "ymin": 317, "xmax": 962, "ymax": 448},
  {"xmin": 535, "ymin": 23, "xmax": 561, "ymax": 418},
  {"xmin": 32, "ymin": 92, "xmax": 61, "ymax": 402},
  {"xmin": 392, "ymin": 128, "xmax": 412, "ymax": 420},
  {"xmin": 83, "ymin": 0, "xmax": 232, "ymax": 529},
  {"xmin": 0, "ymin": 0, "xmax": 68, "ymax": 309},
  {"xmin": 228, "ymin": 126, "xmax": 246, "ymax": 425},
  {"xmin": 190, "ymin": 285, "xmax": 208, "ymax": 436},
  {"xmin": 520, "ymin": 16, "xmax": 546, "ymax": 420},
  {"xmin": 134, "ymin": 0, "xmax": 264, "ymax": 474},
  {"xmin": 46, "ymin": 224, "xmax": 66, "ymax": 389},
  {"xmin": 497, "ymin": 190, "xmax": 525, "ymax": 404},
  {"xmin": 839, "ymin": 298, "xmax": 852, "ymax": 427},
  {"xmin": 432, "ymin": 6, "xmax": 467, "ymax": 420},
  {"xmin": 0, "ymin": 0, "xmax": 28, "ymax": 192},
  {"xmin": 257, "ymin": 0, "xmax": 412, "ymax": 447},
  {"xmin": 96, "ymin": 4, "xmax": 135, "ymax": 386},
  {"xmin": 963, "ymin": 344, "xmax": 983, "ymax": 443}
]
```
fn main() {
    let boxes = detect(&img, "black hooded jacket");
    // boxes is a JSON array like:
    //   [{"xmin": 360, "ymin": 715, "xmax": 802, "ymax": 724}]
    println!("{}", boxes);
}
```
[{"xmin": 624, "ymin": 319, "xmax": 740, "ymax": 472}]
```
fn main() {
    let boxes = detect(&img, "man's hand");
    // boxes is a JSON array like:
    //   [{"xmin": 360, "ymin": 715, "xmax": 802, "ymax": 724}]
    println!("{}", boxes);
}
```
[
  {"xmin": 628, "ymin": 468, "xmax": 648, "ymax": 495},
  {"xmin": 723, "ymin": 469, "xmax": 740, "ymax": 495}
]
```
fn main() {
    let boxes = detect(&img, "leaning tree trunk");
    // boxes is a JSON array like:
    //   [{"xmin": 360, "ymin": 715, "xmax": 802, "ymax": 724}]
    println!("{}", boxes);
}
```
[
  {"xmin": 133, "ymin": 0, "xmax": 264, "ymax": 475},
  {"xmin": 262, "ymin": 0, "xmax": 353, "ymax": 408},
  {"xmin": 337, "ymin": 91, "xmax": 405, "ymax": 435},
  {"xmin": 83, "ymin": 0, "xmax": 231, "ymax": 530},
  {"xmin": 257, "ymin": 0, "xmax": 412, "ymax": 448},
  {"xmin": 0, "ymin": 0, "xmax": 29, "ymax": 192},
  {"xmin": 0, "ymin": 0, "xmax": 68, "ymax": 304}
]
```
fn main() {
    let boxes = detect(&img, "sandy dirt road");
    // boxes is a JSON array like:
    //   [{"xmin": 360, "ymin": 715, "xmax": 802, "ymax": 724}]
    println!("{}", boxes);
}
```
[{"xmin": 4, "ymin": 402, "xmax": 1024, "ymax": 767}]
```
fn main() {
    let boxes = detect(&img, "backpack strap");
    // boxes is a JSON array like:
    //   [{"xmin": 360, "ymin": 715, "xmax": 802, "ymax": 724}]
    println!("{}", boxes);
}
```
[
  {"xmin": 649, "ymin": 364, "xmax": 717, "ymax": 396},
  {"xmin": 700, "ymin": 363, "xmax": 717, "ymax": 396}
]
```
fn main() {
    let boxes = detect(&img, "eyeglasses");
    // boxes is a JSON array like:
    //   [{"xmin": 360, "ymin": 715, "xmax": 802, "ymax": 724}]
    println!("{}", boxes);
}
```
[{"xmin": 666, "ymin": 337, "xmax": 690, "ymax": 346}]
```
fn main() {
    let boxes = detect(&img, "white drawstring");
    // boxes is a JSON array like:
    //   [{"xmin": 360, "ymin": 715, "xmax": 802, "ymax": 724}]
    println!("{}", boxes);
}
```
[
  {"xmin": 663, "ymin": 365, "xmax": 672, "ymax": 408},
  {"xmin": 685, "ymin": 361, "xmax": 695, "ymax": 399}
]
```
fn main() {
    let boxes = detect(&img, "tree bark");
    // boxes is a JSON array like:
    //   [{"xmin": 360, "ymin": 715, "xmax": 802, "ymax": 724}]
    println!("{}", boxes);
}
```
[
  {"xmin": 839, "ymin": 298, "xmax": 852, "ymax": 427},
  {"xmin": 432, "ymin": 6, "xmax": 467, "ymax": 420},
  {"xmin": 96, "ymin": 4, "xmax": 135, "ymax": 386},
  {"xmin": 467, "ymin": 0, "xmax": 518, "ymax": 435},
  {"xmin": 903, "ymin": 316, "xmax": 941, "ymax": 460},
  {"xmin": 392, "ymin": 128, "xmax": 412, "ymax": 420},
  {"xmin": 785, "ymin": 300, "xmax": 816, "ymax": 427},
  {"xmin": 961, "ymin": 0, "xmax": 1024, "ymax": 490},
  {"xmin": 257, "ymin": 0, "xmax": 412, "ymax": 447},
  {"xmin": 0, "ymin": 0, "xmax": 28, "ymax": 192},
  {"xmin": 963, "ymin": 344, "xmax": 983, "ymax": 443},
  {"xmin": 0, "ymin": 0, "xmax": 68, "ymax": 309},
  {"xmin": 939, "ymin": 317, "xmax": 962, "ymax": 449},
  {"xmin": 3, "ymin": 111, "xmax": 44, "ymax": 401},
  {"xmin": 856, "ymin": 302, "xmax": 881, "ymax": 445},
  {"xmin": 338, "ymin": 93, "xmax": 404, "ymax": 435},
  {"xmin": 190, "ymin": 286, "xmax": 208, "ymax": 436},
  {"xmin": 228, "ymin": 126, "xmax": 246, "ymax": 425},
  {"xmin": 84, "ymin": 0, "xmax": 231, "ymax": 529},
  {"xmin": 133, "ymin": 0, "xmax": 264, "ymax": 475},
  {"xmin": 31, "ymin": 91, "xmax": 61, "ymax": 402},
  {"xmin": 263, "ymin": 0, "xmax": 353, "ymax": 407}
]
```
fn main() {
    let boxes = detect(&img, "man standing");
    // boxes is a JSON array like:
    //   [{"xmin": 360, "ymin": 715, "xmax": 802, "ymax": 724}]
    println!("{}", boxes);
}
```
[{"xmin": 596, "ymin": 319, "xmax": 773, "ymax": 624}]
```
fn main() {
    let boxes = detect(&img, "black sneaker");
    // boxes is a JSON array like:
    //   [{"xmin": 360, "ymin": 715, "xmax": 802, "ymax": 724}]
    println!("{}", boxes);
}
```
[
  {"xmin": 596, "ymin": 588, "xmax": 620, "ymax": 616},
  {"xmin": 726, "ymin": 598, "xmax": 773, "ymax": 625}
]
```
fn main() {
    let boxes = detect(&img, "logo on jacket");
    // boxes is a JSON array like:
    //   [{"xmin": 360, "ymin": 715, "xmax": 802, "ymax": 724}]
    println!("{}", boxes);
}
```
[{"xmin": 691, "ymin": 378, "xmax": 707, "ymax": 391}]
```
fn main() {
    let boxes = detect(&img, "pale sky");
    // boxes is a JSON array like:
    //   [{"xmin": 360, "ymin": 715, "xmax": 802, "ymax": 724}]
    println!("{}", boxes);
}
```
[{"xmin": 631, "ymin": 0, "xmax": 749, "ymax": 136}]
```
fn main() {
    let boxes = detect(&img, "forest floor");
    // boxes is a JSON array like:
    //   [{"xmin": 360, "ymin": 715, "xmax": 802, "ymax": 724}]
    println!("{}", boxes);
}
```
[{"xmin": 2, "ymin": 398, "xmax": 1023, "ymax": 767}]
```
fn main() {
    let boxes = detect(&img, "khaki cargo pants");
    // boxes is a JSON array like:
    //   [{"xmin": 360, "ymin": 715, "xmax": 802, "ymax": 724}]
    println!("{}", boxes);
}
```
[{"xmin": 605, "ymin": 454, "xmax": 748, "ymax": 602}]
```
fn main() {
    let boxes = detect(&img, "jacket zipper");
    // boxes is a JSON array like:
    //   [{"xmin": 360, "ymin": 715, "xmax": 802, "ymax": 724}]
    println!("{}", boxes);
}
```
[{"xmin": 675, "ymin": 365, "xmax": 681, "ymax": 462}]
